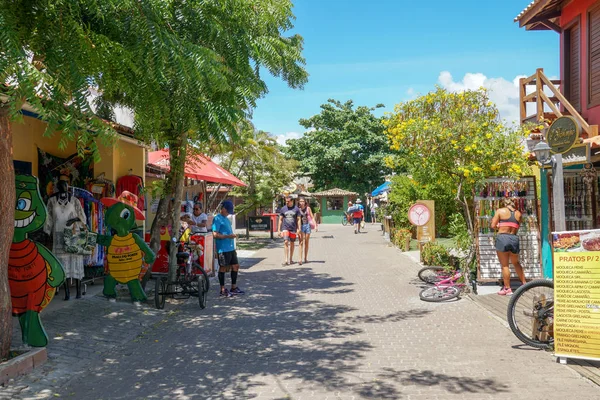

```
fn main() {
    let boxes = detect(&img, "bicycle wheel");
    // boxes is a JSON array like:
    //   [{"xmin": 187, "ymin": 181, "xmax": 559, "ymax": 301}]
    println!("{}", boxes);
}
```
[
  {"xmin": 154, "ymin": 277, "xmax": 166, "ymax": 309},
  {"xmin": 342, "ymin": 216, "xmax": 348, "ymax": 226},
  {"xmin": 192, "ymin": 263, "xmax": 209, "ymax": 309},
  {"xmin": 507, "ymin": 279, "xmax": 554, "ymax": 349},
  {"xmin": 419, "ymin": 286, "xmax": 460, "ymax": 302},
  {"xmin": 417, "ymin": 266, "xmax": 448, "ymax": 284}
]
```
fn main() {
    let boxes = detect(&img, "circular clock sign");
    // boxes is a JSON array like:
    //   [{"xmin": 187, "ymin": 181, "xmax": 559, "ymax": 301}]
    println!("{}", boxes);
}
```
[
  {"xmin": 547, "ymin": 116, "xmax": 579, "ymax": 154},
  {"xmin": 408, "ymin": 203, "xmax": 431, "ymax": 226}
]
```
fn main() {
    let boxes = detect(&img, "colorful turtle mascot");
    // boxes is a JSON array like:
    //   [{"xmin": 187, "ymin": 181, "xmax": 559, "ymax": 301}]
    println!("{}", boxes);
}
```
[
  {"xmin": 99, "ymin": 191, "xmax": 155, "ymax": 303},
  {"xmin": 9, "ymin": 175, "xmax": 65, "ymax": 347}
]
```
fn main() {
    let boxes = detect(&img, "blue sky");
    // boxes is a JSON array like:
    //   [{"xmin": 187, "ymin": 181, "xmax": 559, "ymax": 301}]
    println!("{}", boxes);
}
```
[{"xmin": 251, "ymin": 0, "xmax": 560, "ymax": 144}]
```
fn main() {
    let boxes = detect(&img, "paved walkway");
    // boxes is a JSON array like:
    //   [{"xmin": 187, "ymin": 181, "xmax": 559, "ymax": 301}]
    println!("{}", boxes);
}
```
[{"xmin": 3, "ymin": 224, "xmax": 599, "ymax": 399}]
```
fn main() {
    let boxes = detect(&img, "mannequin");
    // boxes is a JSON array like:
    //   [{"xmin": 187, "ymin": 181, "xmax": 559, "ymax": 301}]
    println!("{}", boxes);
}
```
[{"xmin": 44, "ymin": 176, "xmax": 87, "ymax": 300}]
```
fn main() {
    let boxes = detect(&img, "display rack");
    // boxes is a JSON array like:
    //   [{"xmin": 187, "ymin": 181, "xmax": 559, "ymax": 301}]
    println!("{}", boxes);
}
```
[
  {"xmin": 548, "ymin": 171, "xmax": 597, "ymax": 231},
  {"xmin": 474, "ymin": 176, "xmax": 542, "ymax": 282}
]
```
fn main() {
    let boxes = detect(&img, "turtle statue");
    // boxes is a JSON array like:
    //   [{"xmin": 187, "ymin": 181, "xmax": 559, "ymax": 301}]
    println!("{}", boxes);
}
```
[
  {"xmin": 99, "ymin": 191, "xmax": 155, "ymax": 303},
  {"xmin": 10, "ymin": 174, "xmax": 65, "ymax": 347}
]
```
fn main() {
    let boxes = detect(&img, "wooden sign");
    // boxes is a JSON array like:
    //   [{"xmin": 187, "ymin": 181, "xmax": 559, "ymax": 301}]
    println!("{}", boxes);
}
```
[
  {"xmin": 547, "ymin": 116, "xmax": 579, "ymax": 154},
  {"xmin": 412, "ymin": 200, "xmax": 435, "ymax": 242}
]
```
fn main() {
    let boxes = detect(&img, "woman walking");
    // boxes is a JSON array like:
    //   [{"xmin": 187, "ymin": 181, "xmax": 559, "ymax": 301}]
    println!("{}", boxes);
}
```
[
  {"xmin": 491, "ymin": 198, "xmax": 527, "ymax": 295},
  {"xmin": 298, "ymin": 197, "xmax": 314, "ymax": 264}
]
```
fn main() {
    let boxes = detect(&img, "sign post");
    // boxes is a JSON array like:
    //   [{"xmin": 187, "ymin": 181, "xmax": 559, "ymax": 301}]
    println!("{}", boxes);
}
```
[
  {"xmin": 247, "ymin": 216, "xmax": 273, "ymax": 240},
  {"xmin": 408, "ymin": 201, "xmax": 435, "ymax": 242}
]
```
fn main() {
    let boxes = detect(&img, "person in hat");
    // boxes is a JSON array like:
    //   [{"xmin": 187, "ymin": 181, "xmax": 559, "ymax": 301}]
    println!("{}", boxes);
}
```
[
  {"xmin": 352, "ymin": 199, "xmax": 365, "ymax": 234},
  {"xmin": 278, "ymin": 194, "xmax": 302, "ymax": 265},
  {"xmin": 212, "ymin": 200, "xmax": 244, "ymax": 297}
]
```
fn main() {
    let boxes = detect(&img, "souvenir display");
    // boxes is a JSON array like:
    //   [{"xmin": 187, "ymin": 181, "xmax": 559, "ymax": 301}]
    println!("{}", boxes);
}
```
[
  {"xmin": 99, "ymin": 191, "xmax": 156, "ymax": 303},
  {"xmin": 9, "ymin": 175, "xmax": 65, "ymax": 347},
  {"xmin": 474, "ymin": 177, "xmax": 541, "ymax": 281}
]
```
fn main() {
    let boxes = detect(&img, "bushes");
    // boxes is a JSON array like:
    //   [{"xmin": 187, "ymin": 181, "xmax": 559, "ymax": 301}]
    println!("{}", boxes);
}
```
[
  {"xmin": 391, "ymin": 228, "xmax": 412, "ymax": 251},
  {"xmin": 421, "ymin": 242, "xmax": 452, "ymax": 267}
]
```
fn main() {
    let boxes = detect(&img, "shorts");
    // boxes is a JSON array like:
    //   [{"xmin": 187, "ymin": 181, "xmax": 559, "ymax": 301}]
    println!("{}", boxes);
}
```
[
  {"xmin": 301, "ymin": 223, "xmax": 311, "ymax": 234},
  {"xmin": 282, "ymin": 230, "xmax": 297, "ymax": 242},
  {"xmin": 218, "ymin": 250, "xmax": 239, "ymax": 272},
  {"xmin": 495, "ymin": 234, "xmax": 520, "ymax": 254},
  {"xmin": 353, "ymin": 217, "xmax": 362, "ymax": 225}
]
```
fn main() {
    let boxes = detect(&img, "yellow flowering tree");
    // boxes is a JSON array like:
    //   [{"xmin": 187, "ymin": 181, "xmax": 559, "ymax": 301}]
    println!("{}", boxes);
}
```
[{"xmin": 384, "ymin": 87, "xmax": 531, "ymax": 236}]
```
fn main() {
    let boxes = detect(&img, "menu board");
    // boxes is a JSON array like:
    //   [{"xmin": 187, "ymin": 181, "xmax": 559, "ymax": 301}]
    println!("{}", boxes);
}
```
[{"xmin": 553, "ymin": 229, "xmax": 600, "ymax": 361}]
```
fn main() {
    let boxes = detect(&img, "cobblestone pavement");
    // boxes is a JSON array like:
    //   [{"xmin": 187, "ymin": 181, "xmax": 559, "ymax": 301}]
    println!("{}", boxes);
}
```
[{"xmin": 3, "ymin": 224, "xmax": 599, "ymax": 399}]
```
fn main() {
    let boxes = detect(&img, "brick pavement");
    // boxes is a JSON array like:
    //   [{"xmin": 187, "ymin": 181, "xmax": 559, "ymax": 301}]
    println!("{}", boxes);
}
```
[{"xmin": 3, "ymin": 224, "xmax": 599, "ymax": 399}]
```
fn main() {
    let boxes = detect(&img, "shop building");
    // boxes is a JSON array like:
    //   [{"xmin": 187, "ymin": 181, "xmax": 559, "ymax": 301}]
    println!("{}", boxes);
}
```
[
  {"xmin": 312, "ymin": 188, "xmax": 358, "ymax": 224},
  {"xmin": 516, "ymin": 0, "xmax": 600, "ymax": 277}
]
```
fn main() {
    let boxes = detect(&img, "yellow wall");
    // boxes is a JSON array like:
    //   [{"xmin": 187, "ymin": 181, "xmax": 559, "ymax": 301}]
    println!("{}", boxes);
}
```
[{"xmin": 12, "ymin": 114, "xmax": 147, "ymax": 229}]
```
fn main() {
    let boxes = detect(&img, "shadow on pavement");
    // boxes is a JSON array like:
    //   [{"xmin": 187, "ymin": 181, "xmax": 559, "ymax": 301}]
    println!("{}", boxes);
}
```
[{"xmin": 56, "ymin": 267, "xmax": 389, "ymax": 399}]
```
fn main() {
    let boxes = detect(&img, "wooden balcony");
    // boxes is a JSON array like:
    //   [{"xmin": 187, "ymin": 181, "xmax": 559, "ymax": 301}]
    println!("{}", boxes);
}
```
[{"xmin": 519, "ymin": 68, "xmax": 598, "ymax": 138}]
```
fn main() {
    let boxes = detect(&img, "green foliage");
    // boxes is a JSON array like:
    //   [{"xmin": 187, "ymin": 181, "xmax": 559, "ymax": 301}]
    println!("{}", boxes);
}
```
[
  {"xmin": 387, "ymin": 175, "xmax": 459, "ymax": 236},
  {"xmin": 447, "ymin": 213, "xmax": 472, "ymax": 252},
  {"xmin": 391, "ymin": 228, "xmax": 412, "ymax": 251},
  {"xmin": 384, "ymin": 87, "xmax": 532, "ymax": 234},
  {"xmin": 421, "ymin": 242, "xmax": 452, "ymax": 267},
  {"xmin": 285, "ymin": 99, "xmax": 393, "ymax": 195},
  {"xmin": 225, "ymin": 125, "xmax": 299, "ymax": 216}
]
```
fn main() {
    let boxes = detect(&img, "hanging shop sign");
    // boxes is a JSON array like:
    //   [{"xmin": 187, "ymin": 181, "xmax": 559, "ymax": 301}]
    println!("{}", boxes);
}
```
[
  {"xmin": 553, "ymin": 229, "xmax": 600, "ymax": 362},
  {"xmin": 562, "ymin": 143, "xmax": 591, "ymax": 166},
  {"xmin": 409, "ymin": 201, "xmax": 435, "ymax": 242},
  {"xmin": 547, "ymin": 116, "xmax": 580, "ymax": 154}
]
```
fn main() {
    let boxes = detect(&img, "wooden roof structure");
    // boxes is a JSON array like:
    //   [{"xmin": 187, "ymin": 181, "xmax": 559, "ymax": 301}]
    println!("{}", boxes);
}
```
[
  {"xmin": 311, "ymin": 188, "xmax": 359, "ymax": 198},
  {"xmin": 514, "ymin": 0, "xmax": 563, "ymax": 32}
]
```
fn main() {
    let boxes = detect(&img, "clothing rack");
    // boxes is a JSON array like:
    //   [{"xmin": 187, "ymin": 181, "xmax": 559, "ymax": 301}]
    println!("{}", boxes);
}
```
[{"xmin": 73, "ymin": 187, "xmax": 105, "ymax": 283}]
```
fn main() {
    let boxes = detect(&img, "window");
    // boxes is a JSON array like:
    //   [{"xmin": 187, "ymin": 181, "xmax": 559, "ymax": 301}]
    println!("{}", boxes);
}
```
[
  {"xmin": 588, "ymin": 5, "xmax": 600, "ymax": 106},
  {"xmin": 564, "ymin": 19, "xmax": 581, "ymax": 111},
  {"xmin": 326, "ymin": 197, "xmax": 343, "ymax": 211}
]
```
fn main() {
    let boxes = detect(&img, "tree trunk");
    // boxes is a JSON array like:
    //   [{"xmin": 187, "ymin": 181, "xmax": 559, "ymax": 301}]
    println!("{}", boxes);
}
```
[
  {"xmin": 0, "ymin": 107, "xmax": 15, "ymax": 359},
  {"xmin": 141, "ymin": 196, "xmax": 171, "ymax": 290},
  {"xmin": 167, "ymin": 134, "xmax": 188, "ymax": 283}
]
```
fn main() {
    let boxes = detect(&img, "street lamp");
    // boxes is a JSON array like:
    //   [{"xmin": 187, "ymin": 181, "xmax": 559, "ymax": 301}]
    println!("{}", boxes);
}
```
[
  {"xmin": 532, "ymin": 139, "xmax": 566, "ymax": 231},
  {"xmin": 532, "ymin": 140, "xmax": 552, "ymax": 166}
]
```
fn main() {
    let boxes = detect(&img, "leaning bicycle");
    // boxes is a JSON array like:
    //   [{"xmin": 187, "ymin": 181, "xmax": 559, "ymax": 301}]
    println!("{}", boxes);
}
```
[{"xmin": 506, "ymin": 279, "xmax": 554, "ymax": 349}]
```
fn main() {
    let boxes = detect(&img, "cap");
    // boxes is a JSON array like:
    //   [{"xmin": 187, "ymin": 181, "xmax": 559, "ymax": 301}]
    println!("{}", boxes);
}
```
[
  {"xmin": 356, "ymin": 199, "xmax": 362, "ymax": 203},
  {"xmin": 221, "ymin": 200, "xmax": 234, "ymax": 214}
]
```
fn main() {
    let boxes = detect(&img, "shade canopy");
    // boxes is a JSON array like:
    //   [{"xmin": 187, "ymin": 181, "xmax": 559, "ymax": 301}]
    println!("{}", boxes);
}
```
[
  {"xmin": 371, "ymin": 181, "xmax": 391, "ymax": 196},
  {"xmin": 148, "ymin": 149, "xmax": 246, "ymax": 187}
]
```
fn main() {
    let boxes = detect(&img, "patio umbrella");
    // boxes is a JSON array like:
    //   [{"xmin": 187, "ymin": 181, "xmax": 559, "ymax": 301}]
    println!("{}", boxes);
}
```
[{"xmin": 148, "ymin": 149, "xmax": 246, "ymax": 187}]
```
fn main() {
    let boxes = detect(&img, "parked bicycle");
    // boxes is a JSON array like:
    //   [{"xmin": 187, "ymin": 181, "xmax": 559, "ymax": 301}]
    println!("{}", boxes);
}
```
[
  {"xmin": 506, "ymin": 279, "xmax": 554, "ymax": 349},
  {"xmin": 418, "ymin": 266, "xmax": 466, "ymax": 302}
]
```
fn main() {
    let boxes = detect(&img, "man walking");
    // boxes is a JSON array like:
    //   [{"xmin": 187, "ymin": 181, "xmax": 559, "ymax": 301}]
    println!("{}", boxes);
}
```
[
  {"xmin": 278, "ymin": 195, "xmax": 301, "ymax": 265},
  {"xmin": 212, "ymin": 200, "xmax": 244, "ymax": 297},
  {"xmin": 352, "ymin": 199, "xmax": 365, "ymax": 234},
  {"xmin": 370, "ymin": 201, "xmax": 378, "ymax": 224}
]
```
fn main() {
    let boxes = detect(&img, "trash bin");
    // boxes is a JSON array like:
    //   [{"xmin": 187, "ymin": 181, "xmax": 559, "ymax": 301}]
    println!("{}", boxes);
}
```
[{"xmin": 263, "ymin": 213, "xmax": 279, "ymax": 232}]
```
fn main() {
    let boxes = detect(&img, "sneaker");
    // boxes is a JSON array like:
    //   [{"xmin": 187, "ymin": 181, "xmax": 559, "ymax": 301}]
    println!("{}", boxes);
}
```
[
  {"xmin": 230, "ymin": 287, "xmax": 245, "ymax": 295},
  {"xmin": 498, "ymin": 287, "xmax": 513, "ymax": 296},
  {"xmin": 219, "ymin": 289, "xmax": 233, "ymax": 298}
]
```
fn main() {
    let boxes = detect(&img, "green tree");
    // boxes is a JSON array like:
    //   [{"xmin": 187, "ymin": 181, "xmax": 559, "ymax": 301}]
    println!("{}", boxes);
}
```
[
  {"xmin": 286, "ymin": 99, "xmax": 393, "ymax": 196},
  {"xmin": 384, "ymin": 87, "xmax": 531, "ymax": 236},
  {"xmin": 0, "ymin": 0, "xmax": 307, "ymax": 356}
]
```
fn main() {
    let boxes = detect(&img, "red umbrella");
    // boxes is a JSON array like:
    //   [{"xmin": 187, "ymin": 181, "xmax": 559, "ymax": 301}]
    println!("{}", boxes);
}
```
[{"xmin": 148, "ymin": 149, "xmax": 246, "ymax": 187}]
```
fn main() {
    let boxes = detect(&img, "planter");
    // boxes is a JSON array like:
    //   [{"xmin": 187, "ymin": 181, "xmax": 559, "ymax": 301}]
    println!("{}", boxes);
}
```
[{"xmin": 0, "ymin": 347, "xmax": 47, "ymax": 386}]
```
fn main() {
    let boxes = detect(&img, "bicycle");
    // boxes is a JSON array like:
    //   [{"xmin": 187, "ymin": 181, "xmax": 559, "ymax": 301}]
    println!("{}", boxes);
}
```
[
  {"xmin": 506, "ymin": 279, "xmax": 554, "ymax": 349},
  {"xmin": 342, "ymin": 215, "xmax": 353, "ymax": 226},
  {"xmin": 419, "ymin": 269, "xmax": 466, "ymax": 302}
]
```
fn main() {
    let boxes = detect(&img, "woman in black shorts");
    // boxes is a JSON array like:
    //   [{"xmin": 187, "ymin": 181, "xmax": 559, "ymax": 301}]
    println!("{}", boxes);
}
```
[{"xmin": 491, "ymin": 198, "xmax": 527, "ymax": 295}]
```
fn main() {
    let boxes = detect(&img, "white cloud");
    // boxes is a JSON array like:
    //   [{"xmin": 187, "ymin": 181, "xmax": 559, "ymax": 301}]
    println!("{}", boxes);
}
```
[
  {"xmin": 437, "ymin": 71, "xmax": 527, "ymax": 126},
  {"xmin": 406, "ymin": 87, "xmax": 415, "ymax": 96},
  {"xmin": 276, "ymin": 131, "xmax": 303, "ymax": 146}
]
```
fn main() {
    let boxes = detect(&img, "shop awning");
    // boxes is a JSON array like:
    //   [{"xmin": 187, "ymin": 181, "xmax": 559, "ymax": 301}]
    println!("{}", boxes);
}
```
[
  {"xmin": 147, "ymin": 149, "xmax": 246, "ymax": 187},
  {"xmin": 371, "ymin": 181, "xmax": 391, "ymax": 196}
]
